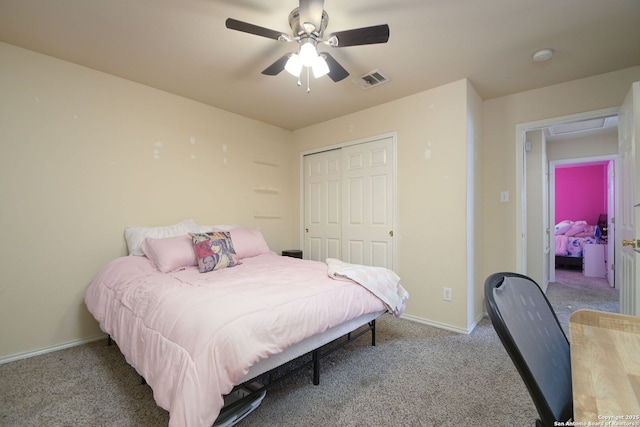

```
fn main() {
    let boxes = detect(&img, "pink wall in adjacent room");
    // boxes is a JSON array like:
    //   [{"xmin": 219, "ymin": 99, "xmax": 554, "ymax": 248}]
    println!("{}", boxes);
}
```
[{"xmin": 555, "ymin": 164, "xmax": 608, "ymax": 225}]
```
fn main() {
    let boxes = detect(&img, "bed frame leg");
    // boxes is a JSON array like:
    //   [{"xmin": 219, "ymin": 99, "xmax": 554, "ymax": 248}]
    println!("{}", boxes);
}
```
[
  {"xmin": 107, "ymin": 335, "xmax": 113, "ymax": 346},
  {"xmin": 312, "ymin": 349, "xmax": 320, "ymax": 385},
  {"xmin": 370, "ymin": 319, "xmax": 376, "ymax": 347}
]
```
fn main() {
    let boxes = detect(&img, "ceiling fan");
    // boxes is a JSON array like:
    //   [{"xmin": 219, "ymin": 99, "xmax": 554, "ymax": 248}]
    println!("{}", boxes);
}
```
[{"xmin": 225, "ymin": 0, "xmax": 390, "ymax": 89}]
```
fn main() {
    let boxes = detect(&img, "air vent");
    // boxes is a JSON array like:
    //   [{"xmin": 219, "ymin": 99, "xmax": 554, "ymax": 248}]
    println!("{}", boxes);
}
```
[{"xmin": 353, "ymin": 69, "xmax": 390, "ymax": 89}]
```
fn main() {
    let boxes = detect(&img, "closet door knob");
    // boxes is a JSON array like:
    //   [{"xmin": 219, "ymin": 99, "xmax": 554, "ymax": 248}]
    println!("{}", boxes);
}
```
[{"xmin": 622, "ymin": 239, "xmax": 639, "ymax": 248}]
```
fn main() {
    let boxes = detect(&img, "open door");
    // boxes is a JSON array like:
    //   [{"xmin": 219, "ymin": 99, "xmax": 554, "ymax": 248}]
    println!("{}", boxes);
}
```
[
  {"xmin": 617, "ymin": 81, "xmax": 640, "ymax": 315},
  {"xmin": 525, "ymin": 129, "xmax": 549, "ymax": 291},
  {"xmin": 607, "ymin": 160, "xmax": 615, "ymax": 287}
]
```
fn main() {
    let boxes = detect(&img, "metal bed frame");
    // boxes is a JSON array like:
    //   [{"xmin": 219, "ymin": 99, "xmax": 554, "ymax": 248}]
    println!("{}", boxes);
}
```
[
  {"xmin": 107, "ymin": 315, "xmax": 380, "ymax": 424},
  {"xmin": 214, "ymin": 318, "xmax": 377, "ymax": 423}
]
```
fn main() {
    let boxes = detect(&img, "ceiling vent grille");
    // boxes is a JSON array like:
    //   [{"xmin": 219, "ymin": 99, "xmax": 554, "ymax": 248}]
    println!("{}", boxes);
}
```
[{"xmin": 353, "ymin": 69, "xmax": 390, "ymax": 89}]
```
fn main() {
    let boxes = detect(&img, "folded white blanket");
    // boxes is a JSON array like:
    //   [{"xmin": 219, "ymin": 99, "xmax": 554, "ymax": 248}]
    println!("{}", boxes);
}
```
[{"xmin": 326, "ymin": 258, "xmax": 409, "ymax": 317}]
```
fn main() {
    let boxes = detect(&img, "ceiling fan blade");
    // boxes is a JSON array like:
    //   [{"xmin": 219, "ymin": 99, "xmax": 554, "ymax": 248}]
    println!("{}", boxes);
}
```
[
  {"xmin": 321, "ymin": 52, "xmax": 349, "ymax": 82},
  {"xmin": 299, "ymin": 0, "xmax": 325, "ymax": 33},
  {"xmin": 225, "ymin": 18, "xmax": 287, "ymax": 41},
  {"xmin": 329, "ymin": 24, "xmax": 390, "ymax": 47},
  {"xmin": 262, "ymin": 53, "xmax": 291, "ymax": 76}
]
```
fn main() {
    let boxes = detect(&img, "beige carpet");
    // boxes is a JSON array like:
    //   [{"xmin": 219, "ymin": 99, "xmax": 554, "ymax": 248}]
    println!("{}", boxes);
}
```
[
  {"xmin": 0, "ymin": 272, "xmax": 618, "ymax": 427},
  {"xmin": 549, "ymin": 268, "xmax": 619, "ymax": 335}
]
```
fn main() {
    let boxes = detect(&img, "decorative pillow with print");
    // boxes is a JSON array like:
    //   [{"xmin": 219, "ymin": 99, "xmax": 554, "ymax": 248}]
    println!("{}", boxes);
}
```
[{"xmin": 189, "ymin": 231, "xmax": 241, "ymax": 273}]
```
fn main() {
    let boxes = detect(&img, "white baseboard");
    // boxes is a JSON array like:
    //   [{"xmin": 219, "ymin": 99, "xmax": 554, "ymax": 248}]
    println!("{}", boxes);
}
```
[
  {"xmin": 0, "ymin": 334, "xmax": 108, "ymax": 365},
  {"xmin": 400, "ymin": 313, "xmax": 481, "ymax": 335}
]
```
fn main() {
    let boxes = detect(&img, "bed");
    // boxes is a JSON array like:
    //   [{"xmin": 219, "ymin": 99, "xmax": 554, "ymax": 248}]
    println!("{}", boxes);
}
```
[
  {"xmin": 84, "ymin": 220, "xmax": 408, "ymax": 427},
  {"xmin": 554, "ymin": 219, "xmax": 601, "ymax": 270}
]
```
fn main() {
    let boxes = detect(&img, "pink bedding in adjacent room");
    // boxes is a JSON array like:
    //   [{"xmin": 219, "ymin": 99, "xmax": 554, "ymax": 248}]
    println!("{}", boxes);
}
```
[
  {"xmin": 555, "ymin": 235, "xmax": 598, "ymax": 257},
  {"xmin": 554, "ymin": 220, "xmax": 598, "ymax": 257},
  {"xmin": 84, "ymin": 253, "xmax": 387, "ymax": 427}
]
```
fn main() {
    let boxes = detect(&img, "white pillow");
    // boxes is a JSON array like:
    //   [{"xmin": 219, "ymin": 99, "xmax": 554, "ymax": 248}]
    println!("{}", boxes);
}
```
[
  {"xmin": 199, "ymin": 224, "xmax": 240, "ymax": 233},
  {"xmin": 125, "ymin": 219, "xmax": 199, "ymax": 256},
  {"xmin": 554, "ymin": 220, "xmax": 573, "ymax": 235}
]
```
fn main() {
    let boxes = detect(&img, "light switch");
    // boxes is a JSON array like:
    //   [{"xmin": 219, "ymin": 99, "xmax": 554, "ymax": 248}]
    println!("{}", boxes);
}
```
[{"xmin": 500, "ymin": 191, "xmax": 510, "ymax": 203}]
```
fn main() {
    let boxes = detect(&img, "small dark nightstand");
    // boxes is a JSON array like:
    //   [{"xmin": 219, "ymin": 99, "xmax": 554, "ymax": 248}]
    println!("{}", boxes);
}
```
[{"xmin": 282, "ymin": 250, "xmax": 302, "ymax": 259}]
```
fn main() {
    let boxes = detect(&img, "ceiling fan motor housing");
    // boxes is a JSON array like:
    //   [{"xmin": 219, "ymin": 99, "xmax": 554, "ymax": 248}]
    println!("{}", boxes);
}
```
[{"xmin": 289, "ymin": 7, "xmax": 328, "ymax": 38}]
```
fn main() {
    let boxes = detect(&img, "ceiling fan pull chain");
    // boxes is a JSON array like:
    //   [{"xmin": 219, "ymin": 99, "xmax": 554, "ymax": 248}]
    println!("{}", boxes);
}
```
[{"xmin": 306, "ymin": 67, "xmax": 311, "ymax": 93}]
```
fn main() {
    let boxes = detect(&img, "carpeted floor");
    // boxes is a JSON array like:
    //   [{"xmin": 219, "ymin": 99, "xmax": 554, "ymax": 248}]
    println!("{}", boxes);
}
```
[
  {"xmin": 548, "ymin": 268, "xmax": 619, "ymax": 335},
  {"xmin": 0, "ymin": 271, "xmax": 619, "ymax": 427}
]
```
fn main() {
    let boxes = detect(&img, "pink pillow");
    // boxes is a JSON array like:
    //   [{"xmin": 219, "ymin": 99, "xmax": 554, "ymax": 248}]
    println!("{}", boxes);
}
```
[
  {"xmin": 141, "ymin": 234, "xmax": 197, "ymax": 273},
  {"xmin": 228, "ymin": 227, "xmax": 271, "ymax": 259},
  {"xmin": 565, "ymin": 221, "xmax": 588, "ymax": 237},
  {"xmin": 575, "ymin": 225, "xmax": 595, "ymax": 237}
]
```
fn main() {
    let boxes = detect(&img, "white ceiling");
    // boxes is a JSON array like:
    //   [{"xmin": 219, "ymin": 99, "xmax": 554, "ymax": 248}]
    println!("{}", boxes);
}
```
[{"xmin": 1, "ymin": 0, "xmax": 639, "ymax": 130}]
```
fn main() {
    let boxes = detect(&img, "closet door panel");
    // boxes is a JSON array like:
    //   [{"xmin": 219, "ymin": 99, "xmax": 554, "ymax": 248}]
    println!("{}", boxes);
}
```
[
  {"xmin": 327, "ymin": 238, "xmax": 341, "ymax": 259},
  {"xmin": 304, "ymin": 149, "xmax": 342, "ymax": 262},
  {"xmin": 308, "ymin": 237, "xmax": 322, "ymax": 261},
  {"xmin": 346, "ymin": 177, "xmax": 365, "ymax": 224},
  {"xmin": 371, "ymin": 241, "xmax": 389, "ymax": 268},
  {"xmin": 341, "ymin": 137, "xmax": 394, "ymax": 268},
  {"xmin": 346, "ymin": 240, "xmax": 365, "ymax": 265},
  {"xmin": 371, "ymin": 174, "xmax": 388, "ymax": 225}
]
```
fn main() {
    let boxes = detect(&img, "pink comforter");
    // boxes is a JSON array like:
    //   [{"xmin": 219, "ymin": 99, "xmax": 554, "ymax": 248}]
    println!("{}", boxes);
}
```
[
  {"xmin": 555, "ymin": 234, "xmax": 598, "ymax": 257},
  {"xmin": 84, "ymin": 253, "xmax": 386, "ymax": 427}
]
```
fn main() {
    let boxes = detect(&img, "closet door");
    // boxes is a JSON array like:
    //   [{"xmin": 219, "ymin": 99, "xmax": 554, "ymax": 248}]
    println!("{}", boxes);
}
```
[
  {"xmin": 303, "ymin": 149, "xmax": 342, "ymax": 262},
  {"xmin": 341, "ymin": 137, "xmax": 394, "ymax": 269},
  {"xmin": 303, "ymin": 136, "xmax": 395, "ymax": 268}
]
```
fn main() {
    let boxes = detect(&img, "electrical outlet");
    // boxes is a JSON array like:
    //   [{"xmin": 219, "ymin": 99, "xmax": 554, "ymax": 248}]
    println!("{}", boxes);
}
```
[{"xmin": 443, "ymin": 287, "xmax": 452, "ymax": 301}]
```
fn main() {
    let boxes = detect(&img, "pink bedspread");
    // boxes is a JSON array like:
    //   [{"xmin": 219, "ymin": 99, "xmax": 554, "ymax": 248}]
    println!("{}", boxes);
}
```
[
  {"xmin": 84, "ymin": 253, "xmax": 385, "ymax": 427},
  {"xmin": 555, "ymin": 235, "xmax": 598, "ymax": 257}
]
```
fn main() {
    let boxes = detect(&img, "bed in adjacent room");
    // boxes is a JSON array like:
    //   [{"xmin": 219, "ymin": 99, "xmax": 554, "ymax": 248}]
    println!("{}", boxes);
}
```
[
  {"xmin": 554, "ymin": 219, "xmax": 600, "ymax": 270},
  {"xmin": 84, "ymin": 220, "xmax": 408, "ymax": 427}
]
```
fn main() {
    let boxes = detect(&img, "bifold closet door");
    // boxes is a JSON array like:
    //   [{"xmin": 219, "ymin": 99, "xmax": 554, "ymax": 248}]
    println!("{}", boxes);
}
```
[
  {"xmin": 303, "ymin": 149, "xmax": 342, "ymax": 262},
  {"xmin": 341, "ymin": 137, "xmax": 394, "ymax": 269},
  {"xmin": 303, "ymin": 136, "xmax": 395, "ymax": 269}
]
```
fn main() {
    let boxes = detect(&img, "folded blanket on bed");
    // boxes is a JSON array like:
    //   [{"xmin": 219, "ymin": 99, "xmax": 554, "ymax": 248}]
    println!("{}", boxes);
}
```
[{"xmin": 326, "ymin": 258, "xmax": 409, "ymax": 317}]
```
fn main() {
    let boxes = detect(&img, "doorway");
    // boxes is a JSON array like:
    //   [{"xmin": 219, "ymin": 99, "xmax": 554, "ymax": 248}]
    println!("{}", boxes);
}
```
[
  {"xmin": 550, "ymin": 157, "xmax": 616, "ymax": 287},
  {"xmin": 518, "ymin": 109, "xmax": 620, "ymax": 311}
]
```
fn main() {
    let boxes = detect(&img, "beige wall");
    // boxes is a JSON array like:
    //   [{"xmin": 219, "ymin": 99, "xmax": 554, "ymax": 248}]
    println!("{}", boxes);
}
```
[
  {"xmin": 482, "ymin": 67, "xmax": 640, "ymax": 280},
  {"xmin": 0, "ymin": 43, "xmax": 294, "ymax": 358},
  {"xmin": 292, "ymin": 79, "xmax": 480, "ymax": 331},
  {"xmin": 547, "ymin": 130, "xmax": 618, "ymax": 161},
  {"xmin": 2, "ymin": 38, "xmax": 640, "ymax": 360}
]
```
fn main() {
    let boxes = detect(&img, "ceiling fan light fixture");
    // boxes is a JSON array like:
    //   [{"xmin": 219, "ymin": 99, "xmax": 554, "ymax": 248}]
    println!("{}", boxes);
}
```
[
  {"xmin": 312, "ymin": 55, "xmax": 329, "ymax": 78},
  {"xmin": 285, "ymin": 53, "xmax": 302, "ymax": 77},
  {"xmin": 299, "ymin": 40, "xmax": 318, "ymax": 67}
]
